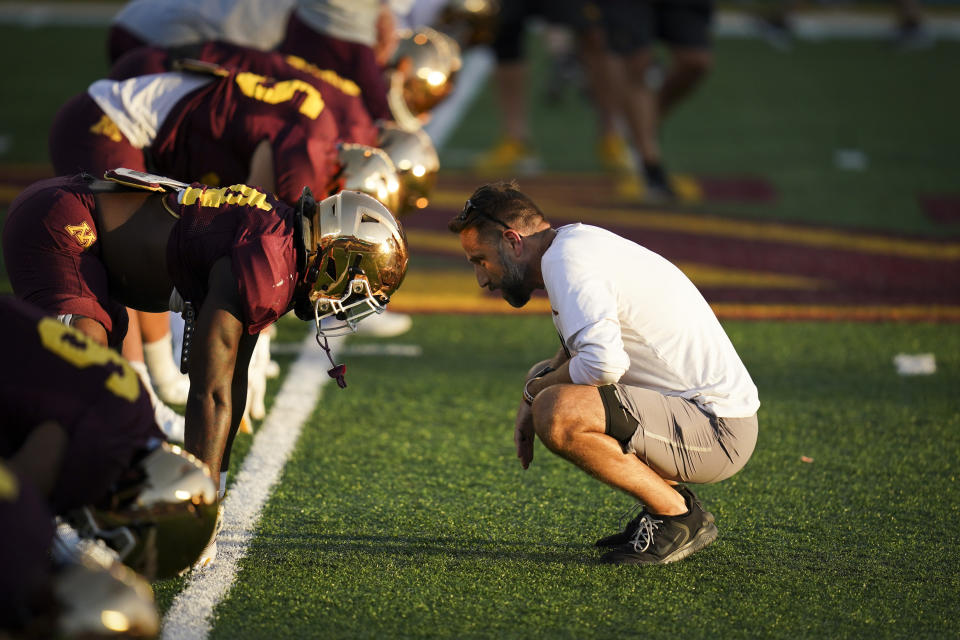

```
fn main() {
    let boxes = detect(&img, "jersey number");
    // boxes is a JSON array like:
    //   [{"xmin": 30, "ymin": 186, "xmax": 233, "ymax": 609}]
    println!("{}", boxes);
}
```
[
  {"xmin": 234, "ymin": 72, "xmax": 325, "ymax": 120},
  {"xmin": 37, "ymin": 318, "xmax": 140, "ymax": 402}
]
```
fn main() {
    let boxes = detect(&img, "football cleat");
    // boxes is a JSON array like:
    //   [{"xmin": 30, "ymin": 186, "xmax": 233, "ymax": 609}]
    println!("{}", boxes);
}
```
[
  {"xmin": 377, "ymin": 122, "xmax": 440, "ymax": 215},
  {"xmin": 68, "ymin": 442, "xmax": 219, "ymax": 580},
  {"xmin": 474, "ymin": 137, "xmax": 541, "ymax": 176},
  {"xmin": 596, "ymin": 133, "xmax": 635, "ymax": 173}
]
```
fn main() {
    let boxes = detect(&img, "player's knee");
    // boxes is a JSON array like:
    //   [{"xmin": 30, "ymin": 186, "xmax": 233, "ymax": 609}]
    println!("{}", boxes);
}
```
[{"xmin": 531, "ymin": 386, "xmax": 581, "ymax": 452}]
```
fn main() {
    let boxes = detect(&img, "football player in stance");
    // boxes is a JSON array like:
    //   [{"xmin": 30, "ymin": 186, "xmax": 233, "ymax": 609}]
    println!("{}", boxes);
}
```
[
  {"xmin": 0, "ymin": 459, "xmax": 161, "ymax": 639},
  {"xmin": 47, "ymin": 61, "xmax": 396, "ymax": 423},
  {"xmin": 3, "ymin": 171, "xmax": 409, "ymax": 566},
  {"xmin": 109, "ymin": 42, "xmax": 378, "ymax": 147},
  {"xmin": 448, "ymin": 182, "xmax": 759, "ymax": 565},
  {"xmin": 108, "ymin": 0, "xmax": 397, "ymax": 121},
  {"xmin": 0, "ymin": 297, "xmax": 219, "ymax": 635}
]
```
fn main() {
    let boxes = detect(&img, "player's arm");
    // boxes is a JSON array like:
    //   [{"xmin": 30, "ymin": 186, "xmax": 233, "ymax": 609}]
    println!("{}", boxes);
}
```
[{"xmin": 184, "ymin": 257, "xmax": 257, "ymax": 477}]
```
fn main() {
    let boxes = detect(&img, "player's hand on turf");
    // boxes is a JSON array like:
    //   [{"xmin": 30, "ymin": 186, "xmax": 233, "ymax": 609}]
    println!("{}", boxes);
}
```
[{"xmin": 514, "ymin": 402, "xmax": 535, "ymax": 470}]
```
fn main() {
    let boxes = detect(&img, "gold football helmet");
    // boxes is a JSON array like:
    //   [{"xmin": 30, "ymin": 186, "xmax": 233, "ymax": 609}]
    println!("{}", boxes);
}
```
[
  {"xmin": 71, "ymin": 442, "xmax": 219, "ymax": 580},
  {"xmin": 55, "ymin": 552, "xmax": 159, "ymax": 638},
  {"xmin": 388, "ymin": 26, "xmax": 462, "ymax": 118},
  {"xmin": 296, "ymin": 188, "xmax": 409, "ymax": 337},
  {"xmin": 337, "ymin": 143, "xmax": 402, "ymax": 214},
  {"xmin": 378, "ymin": 122, "xmax": 440, "ymax": 215}
]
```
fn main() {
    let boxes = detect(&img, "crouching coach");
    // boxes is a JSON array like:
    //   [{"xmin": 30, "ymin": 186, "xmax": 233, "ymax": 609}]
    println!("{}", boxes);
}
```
[{"xmin": 448, "ymin": 181, "xmax": 759, "ymax": 566}]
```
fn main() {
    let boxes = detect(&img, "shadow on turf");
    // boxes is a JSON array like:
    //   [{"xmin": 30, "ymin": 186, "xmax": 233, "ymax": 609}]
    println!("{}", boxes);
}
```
[{"xmin": 250, "ymin": 533, "xmax": 619, "ymax": 566}]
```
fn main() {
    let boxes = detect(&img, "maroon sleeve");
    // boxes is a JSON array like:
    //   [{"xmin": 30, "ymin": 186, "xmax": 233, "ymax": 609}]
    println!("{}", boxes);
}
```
[
  {"xmin": 231, "ymin": 208, "xmax": 300, "ymax": 334},
  {"xmin": 271, "ymin": 106, "xmax": 340, "ymax": 204}
]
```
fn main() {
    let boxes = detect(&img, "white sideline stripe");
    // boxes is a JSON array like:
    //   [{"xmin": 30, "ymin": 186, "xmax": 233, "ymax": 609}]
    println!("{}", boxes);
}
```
[{"xmin": 160, "ymin": 331, "xmax": 344, "ymax": 640}]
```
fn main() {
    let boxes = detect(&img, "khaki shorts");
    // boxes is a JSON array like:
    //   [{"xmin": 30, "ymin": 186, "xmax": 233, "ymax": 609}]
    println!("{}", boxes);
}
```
[{"xmin": 598, "ymin": 384, "xmax": 757, "ymax": 484}]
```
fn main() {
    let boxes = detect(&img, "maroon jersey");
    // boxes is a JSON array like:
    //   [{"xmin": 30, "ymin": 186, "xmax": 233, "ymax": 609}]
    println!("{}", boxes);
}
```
[
  {"xmin": 164, "ymin": 182, "xmax": 301, "ymax": 334},
  {"xmin": 49, "ymin": 68, "xmax": 340, "ymax": 207},
  {"xmin": 3, "ymin": 175, "xmax": 303, "ymax": 342},
  {"xmin": 2, "ymin": 175, "xmax": 129, "ymax": 347},
  {"xmin": 109, "ymin": 42, "xmax": 378, "ymax": 146},
  {"xmin": 279, "ymin": 11, "xmax": 391, "ymax": 121},
  {"xmin": 0, "ymin": 297, "xmax": 163, "ymax": 513}
]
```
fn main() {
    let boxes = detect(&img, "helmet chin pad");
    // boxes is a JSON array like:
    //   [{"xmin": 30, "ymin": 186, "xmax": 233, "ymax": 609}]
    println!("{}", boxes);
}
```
[{"xmin": 313, "ymin": 274, "xmax": 388, "ymax": 337}]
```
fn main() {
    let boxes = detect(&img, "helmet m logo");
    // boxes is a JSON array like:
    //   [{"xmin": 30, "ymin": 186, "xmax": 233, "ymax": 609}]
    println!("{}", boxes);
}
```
[{"xmin": 65, "ymin": 221, "xmax": 97, "ymax": 248}]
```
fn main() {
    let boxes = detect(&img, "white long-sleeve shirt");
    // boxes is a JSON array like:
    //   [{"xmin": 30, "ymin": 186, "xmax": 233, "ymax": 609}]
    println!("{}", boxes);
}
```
[{"xmin": 541, "ymin": 223, "xmax": 760, "ymax": 418}]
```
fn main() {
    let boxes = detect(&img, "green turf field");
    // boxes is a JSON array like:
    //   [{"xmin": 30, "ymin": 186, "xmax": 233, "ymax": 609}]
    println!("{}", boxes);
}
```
[{"xmin": 1, "ymin": 18, "xmax": 959, "ymax": 640}]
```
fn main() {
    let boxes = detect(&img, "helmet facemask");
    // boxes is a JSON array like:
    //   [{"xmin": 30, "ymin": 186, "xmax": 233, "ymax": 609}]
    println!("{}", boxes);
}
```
[{"xmin": 294, "ymin": 188, "xmax": 409, "ymax": 386}]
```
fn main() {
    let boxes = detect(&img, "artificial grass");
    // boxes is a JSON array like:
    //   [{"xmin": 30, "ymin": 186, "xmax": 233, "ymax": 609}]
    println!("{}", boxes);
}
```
[
  {"xmin": 199, "ymin": 315, "xmax": 958, "ymax": 639},
  {"xmin": 0, "ymin": 20, "xmax": 956, "ymax": 638}
]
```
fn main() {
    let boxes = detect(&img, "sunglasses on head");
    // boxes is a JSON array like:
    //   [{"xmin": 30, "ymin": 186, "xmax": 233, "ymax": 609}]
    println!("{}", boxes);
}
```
[{"xmin": 458, "ymin": 199, "xmax": 512, "ymax": 231}]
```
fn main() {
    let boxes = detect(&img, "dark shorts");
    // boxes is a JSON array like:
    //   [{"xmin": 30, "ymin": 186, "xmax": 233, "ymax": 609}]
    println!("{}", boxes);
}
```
[
  {"xmin": 279, "ymin": 11, "xmax": 391, "ymax": 121},
  {"xmin": 2, "ymin": 177, "xmax": 128, "ymax": 347},
  {"xmin": 494, "ymin": 0, "xmax": 602, "ymax": 62},
  {"xmin": 600, "ymin": 0, "xmax": 714, "ymax": 54},
  {"xmin": 48, "ymin": 92, "xmax": 146, "ymax": 177},
  {"xmin": 599, "ymin": 383, "xmax": 757, "ymax": 484}
]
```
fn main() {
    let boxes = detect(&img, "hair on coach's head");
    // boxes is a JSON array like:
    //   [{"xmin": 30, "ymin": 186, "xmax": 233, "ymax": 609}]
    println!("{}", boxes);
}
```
[{"xmin": 448, "ymin": 180, "xmax": 547, "ymax": 240}]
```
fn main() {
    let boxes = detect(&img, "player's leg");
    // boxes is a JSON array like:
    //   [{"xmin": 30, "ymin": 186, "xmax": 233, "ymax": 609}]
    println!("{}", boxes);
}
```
[
  {"xmin": 474, "ymin": 0, "xmax": 539, "ymax": 174},
  {"xmin": 530, "ymin": 384, "xmax": 687, "ymax": 515},
  {"xmin": 140, "ymin": 311, "xmax": 190, "ymax": 404},
  {"xmin": 657, "ymin": 1, "xmax": 715, "ymax": 120}
]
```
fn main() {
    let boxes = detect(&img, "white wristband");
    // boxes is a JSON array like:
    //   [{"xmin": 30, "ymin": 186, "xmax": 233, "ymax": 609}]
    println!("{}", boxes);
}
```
[{"xmin": 522, "ymin": 366, "xmax": 555, "ymax": 405}]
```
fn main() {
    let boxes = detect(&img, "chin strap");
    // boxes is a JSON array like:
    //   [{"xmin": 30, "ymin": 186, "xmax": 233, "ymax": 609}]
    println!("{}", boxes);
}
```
[{"xmin": 315, "ymin": 331, "xmax": 347, "ymax": 389}]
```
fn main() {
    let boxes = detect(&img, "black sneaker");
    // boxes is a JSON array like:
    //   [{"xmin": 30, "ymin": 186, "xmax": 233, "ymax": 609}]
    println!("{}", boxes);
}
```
[
  {"xmin": 599, "ymin": 486, "xmax": 718, "ymax": 565},
  {"xmin": 595, "ymin": 502, "xmax": 648, "ymax": 548},
  {"xmin": 594, "ymin": 486, "xmax": 708, "ymax": 548},
  {"xmin": 643, "ymin": 164, "xmax": 677, "ymax": 203}
]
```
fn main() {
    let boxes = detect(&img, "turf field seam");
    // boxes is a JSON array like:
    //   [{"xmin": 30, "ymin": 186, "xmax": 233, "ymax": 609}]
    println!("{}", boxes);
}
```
[{"xmin": 160, "ymin": 331, "xmax": 343, "ymax": 640}]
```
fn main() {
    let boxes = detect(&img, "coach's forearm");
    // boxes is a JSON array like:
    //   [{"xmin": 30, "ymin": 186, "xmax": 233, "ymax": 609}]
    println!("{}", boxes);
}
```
[{"xmin": 524, "ymin": 361, "xmax": 573, "ymax": 402}]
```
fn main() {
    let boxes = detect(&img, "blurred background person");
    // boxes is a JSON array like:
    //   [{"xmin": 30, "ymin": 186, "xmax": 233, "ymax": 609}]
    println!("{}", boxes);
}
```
[
  {"xmin": 596, "ymin": 0, "xmax": 716, "ymax": 202},
  {"xmin": 474, "ymin": 1, "xmax": 635, "ymax": 176}
]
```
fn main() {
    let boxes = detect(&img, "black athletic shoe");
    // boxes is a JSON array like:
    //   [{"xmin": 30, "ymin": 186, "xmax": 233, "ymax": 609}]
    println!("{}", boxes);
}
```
[
  {"xmin": 643, "ymin": 164, "xmax": 677, "ymax": 203},
  {"xmin": 599, "ymin": 487, "xmax": 718, "ymax": 565},
  {"xmin": 595, "ymin": 486, "xmax": 705, "ymax": 548}
]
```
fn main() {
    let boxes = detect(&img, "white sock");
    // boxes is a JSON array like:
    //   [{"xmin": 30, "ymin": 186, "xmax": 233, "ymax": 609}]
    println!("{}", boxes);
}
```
[
  {"xmin": 129, "ymin": 360, "xmax": 159, "ymax": 408},
  {"xmin": 143, "ymin": 332, "xmax": 180, "ymax": 384}
]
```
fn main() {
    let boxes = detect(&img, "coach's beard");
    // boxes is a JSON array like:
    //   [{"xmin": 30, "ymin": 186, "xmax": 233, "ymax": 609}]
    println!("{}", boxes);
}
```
[{"xmin": 498, "ymin": 244, "xmax": 531, "ymax": 308}]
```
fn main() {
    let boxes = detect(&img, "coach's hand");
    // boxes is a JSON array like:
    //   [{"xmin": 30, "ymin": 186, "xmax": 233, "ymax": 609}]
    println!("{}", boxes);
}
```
[{"xmin": 515, "ymin": 402, "xmax": 535, "ymax": 469}]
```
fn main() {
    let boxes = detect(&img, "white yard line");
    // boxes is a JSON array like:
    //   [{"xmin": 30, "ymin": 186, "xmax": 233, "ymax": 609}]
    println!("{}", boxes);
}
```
[{"xmin": 160, "ymin": 331, "xmax": 344, "ymax": 640}]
